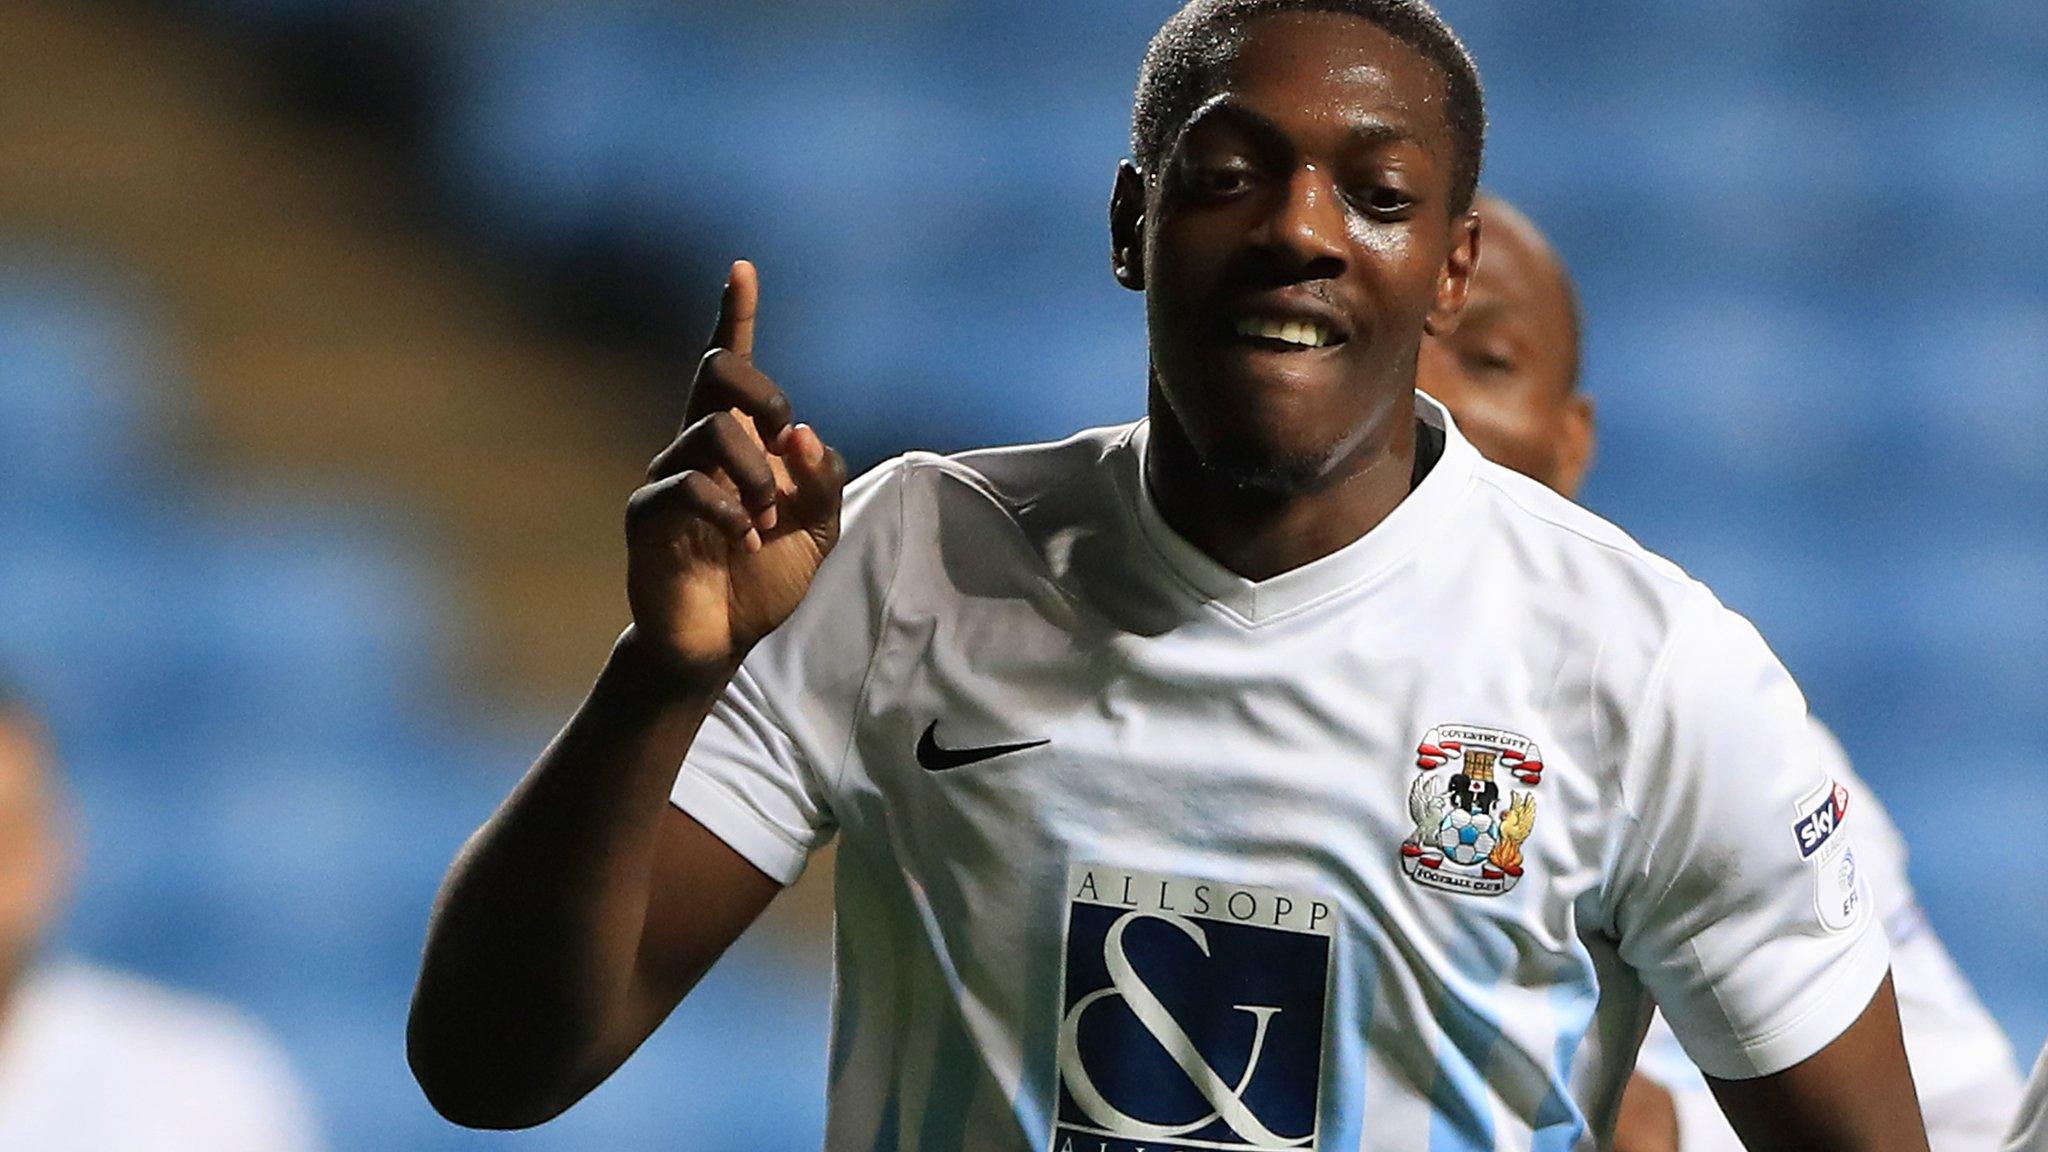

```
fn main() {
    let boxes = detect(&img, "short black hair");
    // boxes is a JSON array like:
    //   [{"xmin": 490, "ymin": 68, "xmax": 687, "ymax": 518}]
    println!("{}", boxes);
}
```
[{"xmin": 1132, "ymin": 0, "xmax": 1485, "ymax": 215}]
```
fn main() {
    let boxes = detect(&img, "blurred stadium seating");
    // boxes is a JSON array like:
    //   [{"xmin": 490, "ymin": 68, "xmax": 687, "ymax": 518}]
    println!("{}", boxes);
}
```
[{"xmin": 0, "ymin": 1, "xmax": 2039, "ymax": 1149}]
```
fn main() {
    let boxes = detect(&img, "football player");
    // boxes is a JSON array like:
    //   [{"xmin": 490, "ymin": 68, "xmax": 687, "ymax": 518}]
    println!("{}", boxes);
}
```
[
  {"xmin": 1417, "ymin": 191, "xmax": 2025, "ymax": 1152},
  {"xmin": 412, "ymin": 3, "xmax": 1933, "ymax": 1147},
  {"xmin": 0, "ymin": 679, "xmax": 324, "ymax": 1149}
]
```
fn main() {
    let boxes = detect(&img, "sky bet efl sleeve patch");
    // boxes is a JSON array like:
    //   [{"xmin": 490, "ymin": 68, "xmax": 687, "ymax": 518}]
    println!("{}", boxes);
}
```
[{"xmin": 1793, "ymin": 778, "xmax": 1862, "ymax": 933}]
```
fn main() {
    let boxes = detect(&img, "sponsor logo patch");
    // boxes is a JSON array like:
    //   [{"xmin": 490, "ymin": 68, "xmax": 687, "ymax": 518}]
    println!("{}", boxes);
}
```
[
  {"xmin": 1053, "ymin": 864, "xmax": 1333, "ymax": 1152},
  {"xmin": 1793, "ymin": 780, "xmax": 1850, "ymax": 859},
  {"xmin": 1795, "ymin": 779, "xmax": 1863, "ymax": 932},
  {"xmin": 1400, "ymin": 723, "xmax": 1543, "ymax": 897}
]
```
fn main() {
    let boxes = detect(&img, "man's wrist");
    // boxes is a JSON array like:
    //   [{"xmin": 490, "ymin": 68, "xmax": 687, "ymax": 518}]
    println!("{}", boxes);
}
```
[{"xmin": 602, "ymin": 626, "xmax": 741, "ymax": 707}]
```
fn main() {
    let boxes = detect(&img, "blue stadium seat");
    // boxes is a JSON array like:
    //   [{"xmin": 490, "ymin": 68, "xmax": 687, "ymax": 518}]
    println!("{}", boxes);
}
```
[{"xmin": 0, "ymin": 261, "xmax": 176, "ymax": 516}]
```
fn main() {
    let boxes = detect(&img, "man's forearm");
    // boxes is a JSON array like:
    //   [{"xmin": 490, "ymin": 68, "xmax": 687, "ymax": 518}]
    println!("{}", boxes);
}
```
[{"xmin": 407, "ymin": 631, "xmax": 726, "ymax": 1128}]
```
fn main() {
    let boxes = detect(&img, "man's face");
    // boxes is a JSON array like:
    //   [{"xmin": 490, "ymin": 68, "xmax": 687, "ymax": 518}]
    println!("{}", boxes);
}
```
[
  {"xmin": 1416, "ymin": 197, "xmax": 1593, "ymax": 498},
  {"xmin": 1121, "ymin": 13, "xmax": 1477, "ymax": 494},
  {"xmin": 0, "ymin": 715, "xmax": 61, "ymax": 995}
]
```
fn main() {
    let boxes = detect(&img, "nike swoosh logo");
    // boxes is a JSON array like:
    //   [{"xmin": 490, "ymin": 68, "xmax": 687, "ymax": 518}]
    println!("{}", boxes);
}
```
[{"xmin": 916, "ymin": 721, "xmax": 1049, "ymax": 772}]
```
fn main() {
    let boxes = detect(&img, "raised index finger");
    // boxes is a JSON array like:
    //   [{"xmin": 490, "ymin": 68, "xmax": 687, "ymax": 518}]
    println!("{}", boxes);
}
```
[{"xmin": 709, "ymin": 259, "xmax": 758, "ymax": 358}]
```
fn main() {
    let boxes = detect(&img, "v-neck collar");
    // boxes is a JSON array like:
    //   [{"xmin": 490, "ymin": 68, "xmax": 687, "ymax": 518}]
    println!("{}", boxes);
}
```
[{"xmin": 1122, "ymin": 391, "xmax": 1477, "ymax": 625}]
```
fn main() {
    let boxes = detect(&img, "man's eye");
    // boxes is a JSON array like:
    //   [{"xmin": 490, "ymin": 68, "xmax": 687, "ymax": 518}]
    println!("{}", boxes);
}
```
[
  {"xmin": 1354, "ymin": 186, "xmax": 1413, "ymax": 217},
  {"xmin": 1464, "ymin": 350, "xmax": 1515, "ymax": 375},
  {"xmin": 1192, "ymin": 166, "xmax": 1251, "ymax": 194}
]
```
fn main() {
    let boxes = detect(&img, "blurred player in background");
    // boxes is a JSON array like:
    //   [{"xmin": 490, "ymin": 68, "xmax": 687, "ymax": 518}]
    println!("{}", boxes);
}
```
[
  {"xmin": 1417, "ymin": 191, "xmax": 2026, "ymax": 1152},
  {"xmin": 2009, "ymin": 1049, "xmax": 2048, "ymax": 1151},
  {"xmin": 0, "ymin": 678, "xmax": 323, "ymax": 1150},
  {"xmin": 413, "ymin": 1, "xmax": 1935, "ymax": 1147}
]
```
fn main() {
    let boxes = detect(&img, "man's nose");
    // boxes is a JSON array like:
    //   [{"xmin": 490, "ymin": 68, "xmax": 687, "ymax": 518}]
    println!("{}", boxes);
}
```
[{"xmin": 1252, "ymin": 165, "xmax": 1348, "ymax": 277}]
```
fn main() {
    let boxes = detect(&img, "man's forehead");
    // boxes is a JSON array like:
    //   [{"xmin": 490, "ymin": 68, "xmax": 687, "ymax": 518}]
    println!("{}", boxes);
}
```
[
  {"xmin": 1459, "ymin": 269, "xmax": 1571, "ymax": 355},
  {"xmin": 1450, "ymin": 294, "xmax": 1515, "ymax": 329},
  {"xmin": 1181, "ymin": 94, "xmax": 1421, "ymax": 151},
  {"xmin": 1466, "ymin": 249, "xmax": 1542, "ymax": 311},
  {"xmin": 1200, "ymin": 13, "xmax": 1450, "ymax": 139}
]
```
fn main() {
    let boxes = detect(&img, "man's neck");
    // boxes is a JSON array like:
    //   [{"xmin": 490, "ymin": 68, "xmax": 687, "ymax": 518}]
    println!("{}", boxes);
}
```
[{"xmin": 1144, "ymin": 400, "xmax": 1424, "ymax": 583}]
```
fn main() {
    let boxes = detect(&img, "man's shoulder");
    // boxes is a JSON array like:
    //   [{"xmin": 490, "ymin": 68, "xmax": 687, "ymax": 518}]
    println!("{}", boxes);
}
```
[
  {"xmin": 831, "ymin": 422, "xmax": 1139, "ymax": 590},
  {"xmin": 896, "ymin": 421, "xmax": 1139, "ymax": 510},
  {"xmin": 1460, "ymin": 457, "xmax": 1707, "ymax": 629},
  {"xmin": 846, "ymin": 422, "xmax": 1136, "ymax": 542},
  {"xmin": 1449, "ymin": 458, "xmax": 1817, "ymax": 742}
]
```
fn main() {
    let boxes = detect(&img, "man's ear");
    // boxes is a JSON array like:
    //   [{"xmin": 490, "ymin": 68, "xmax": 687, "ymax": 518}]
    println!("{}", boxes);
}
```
[
  {"xmin": 1423, "ymin": 210, "xmax": 1481, "ymax": 337},
  {"xmin": 1555, "ymin": 391, "xmax": 1596, "ymax": 502},
  {"xmin": 1110, "ymin": 159, "xmax": 1147, "ymax": 292}
]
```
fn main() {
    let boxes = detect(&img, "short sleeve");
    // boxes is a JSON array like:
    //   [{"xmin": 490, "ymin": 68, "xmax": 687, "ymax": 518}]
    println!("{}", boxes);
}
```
[
  {"xmin": 669, "ymin": 458, "xmax": 908, "ymax": 884},
  {"xmin": 1607, "ymin": 593, "xmax": 1891, "ymax": 1080}
]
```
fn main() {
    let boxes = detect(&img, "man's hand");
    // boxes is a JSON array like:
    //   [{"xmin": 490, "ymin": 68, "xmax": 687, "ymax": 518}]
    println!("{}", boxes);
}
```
[
  {"xmin": 625, "ymin": 260, "xmax": 848, "ymax": 682},
  {"xmin": 1616, "ymin": 1072, "xmax": 1682, "ymax": 1152}
]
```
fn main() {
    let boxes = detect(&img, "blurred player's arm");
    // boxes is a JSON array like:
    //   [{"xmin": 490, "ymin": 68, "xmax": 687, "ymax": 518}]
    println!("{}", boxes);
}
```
[
  {"xmin": 1705, "ymin": 976, "xmax": 1925, "ymax": 1152},
  {"xmin": 1615, "ymin": 1073, "xmax": 1681, "ymax": 1152},
  {"xmin": 407, "ymin": 262, "xmax": 848, "ymax": 1130}
]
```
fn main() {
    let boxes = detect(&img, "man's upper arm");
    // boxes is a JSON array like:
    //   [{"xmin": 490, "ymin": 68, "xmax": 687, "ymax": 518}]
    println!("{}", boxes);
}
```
[
  {"xmin": 1608, "ymin": 593, "xmax": 1891, "ymax": 1080},
  {"xmin": 1706, "ymin": 974, "xmax": 1928, "ymax": 1152},
  {"xmin": 551, "ymin": 806, "xmax": 783, "ymax": 1097},
  {"xmin": 633, "ymin": 806, "xmax": 785, "ymax": 1012},
  {"xmin": 1602, "ymin": 595, "xmax": 1932, "ymax": 1149}
]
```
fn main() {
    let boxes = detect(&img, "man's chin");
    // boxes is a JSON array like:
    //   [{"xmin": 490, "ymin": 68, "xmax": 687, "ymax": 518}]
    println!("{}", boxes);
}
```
[
  {"xmin": 1195, "ymin": 438, "xmax": 1340, "ymax": 500},
  {"xmin": 1149, "ymin": 370, "xmax": 1367, "ymax": 499}
]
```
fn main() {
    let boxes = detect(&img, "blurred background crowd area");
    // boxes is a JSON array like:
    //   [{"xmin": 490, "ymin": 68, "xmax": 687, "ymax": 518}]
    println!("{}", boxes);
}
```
[{"xmin": 0, "ymin": 0, "xmax": 2041, "ymax": 1148}]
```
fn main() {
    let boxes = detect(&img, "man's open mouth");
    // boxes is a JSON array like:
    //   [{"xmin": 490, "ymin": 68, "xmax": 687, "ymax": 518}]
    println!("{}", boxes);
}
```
[{"xmin": 1231, "ymin": 316, "xmax": 1344, "ymax": 350}]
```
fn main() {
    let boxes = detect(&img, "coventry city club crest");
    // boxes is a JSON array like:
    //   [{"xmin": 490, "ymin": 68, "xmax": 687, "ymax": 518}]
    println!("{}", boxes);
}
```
[{"xmin": 1400, "ymin": 724, "xmax": 1542, "ymax": 897}]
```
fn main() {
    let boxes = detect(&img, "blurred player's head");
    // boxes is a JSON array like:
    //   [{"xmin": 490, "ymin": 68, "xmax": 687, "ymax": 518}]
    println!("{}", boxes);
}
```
[
  {"xmin": 1113, "ymin": 0, "xmax": 1484, "ymax": 496},
  {"xmin": 0, "ymin": 680, "xmax": 65, "ymax": 1007},
  {"xmin": 1416, "ymin": 192, "xmax": 1594, "ymax": 498}
]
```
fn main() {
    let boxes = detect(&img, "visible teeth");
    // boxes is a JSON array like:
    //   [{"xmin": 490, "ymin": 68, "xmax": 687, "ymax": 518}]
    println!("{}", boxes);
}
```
[{"xmin": 1235, "ymin": 317, "xmax": 1330, "ymax": 348}]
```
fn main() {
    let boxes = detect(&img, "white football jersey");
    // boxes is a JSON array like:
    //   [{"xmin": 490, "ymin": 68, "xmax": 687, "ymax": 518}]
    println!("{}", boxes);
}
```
[
  {"xmin": 2007, "ymin": 1045, "xmax": 2048, "ymax": 1152},
  {"xmin": 672, "ymin": 393, "xmax": 1890, "ymax": 1152},
  {"xmin": 0, "ymin": 961, "xmax": 323, "ymax": 1152},
  {"xmin": 1634, "ymin": 723, "xmax": 2024, "ymax": 1152}
]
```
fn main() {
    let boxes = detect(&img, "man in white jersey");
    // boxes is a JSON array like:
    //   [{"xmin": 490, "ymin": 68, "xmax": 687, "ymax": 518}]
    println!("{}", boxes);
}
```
[
  {"xmin": 1416, "ymin": 193, "xmax": 2025, "ymax": 1152},
  {"xmin": 410, "ymin": 2, "xmax": 1935, "ymax": 1148},
  {"xmin": 0, "ymin": 680, "xmax": 324, "ymax": 1151}
]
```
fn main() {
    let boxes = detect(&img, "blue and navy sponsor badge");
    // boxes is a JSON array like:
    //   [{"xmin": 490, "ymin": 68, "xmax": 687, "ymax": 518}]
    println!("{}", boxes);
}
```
[
  {"xmin": 1053, "ymin": 864, "xmax": 1333, "ymax": 1152},
  {"xmin": 1791, "ymin": 779, "xmax": 1864, "ymax": 932},
  {"xmin": 1792, "ymin": 779, "xmax": 1850, "ymax": 859}
]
